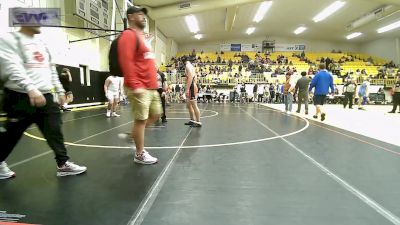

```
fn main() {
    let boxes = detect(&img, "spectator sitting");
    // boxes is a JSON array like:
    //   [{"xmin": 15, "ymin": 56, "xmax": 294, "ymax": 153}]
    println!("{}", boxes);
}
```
[{"xmin": 361, "ymin": 69, "xmax": 367, "ymax": 75}]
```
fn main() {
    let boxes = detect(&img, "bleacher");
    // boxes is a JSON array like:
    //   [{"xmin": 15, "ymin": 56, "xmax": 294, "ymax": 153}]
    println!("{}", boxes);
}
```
[{"xmin": 164, "ymin": 51, "xmax": 398, "ymax": 87}]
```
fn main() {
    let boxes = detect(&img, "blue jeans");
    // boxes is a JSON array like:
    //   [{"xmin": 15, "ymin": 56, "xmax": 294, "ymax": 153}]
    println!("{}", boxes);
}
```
[{"xmin": 284, "ymin": 93, "xmax": 293, "ymax": 112}]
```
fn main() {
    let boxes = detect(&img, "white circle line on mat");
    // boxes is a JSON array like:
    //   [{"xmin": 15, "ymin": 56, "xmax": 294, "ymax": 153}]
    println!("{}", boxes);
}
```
[
  {"xmin": 167, "ymin": 110, "xmax": 218, "ymax": 120},
  {"xmin": 24, "ymin": 107, "xmax": 309, "ymax": 149}
]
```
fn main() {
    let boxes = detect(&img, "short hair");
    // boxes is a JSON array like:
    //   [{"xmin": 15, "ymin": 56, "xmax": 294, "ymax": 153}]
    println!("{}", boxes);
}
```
[
  {"xmin": 319, "ymin": 63, "xmax": 326, "ymax": 70},
  {"xmin": 301, "ymin": 71, "xmax": 307, "ymax": 76}
]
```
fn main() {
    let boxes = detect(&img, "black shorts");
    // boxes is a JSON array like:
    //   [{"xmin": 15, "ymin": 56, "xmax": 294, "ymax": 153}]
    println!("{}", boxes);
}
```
[
  {"xmin": 189, "ymin": 83, "xmax": 197, "ymax": 100},
  {"xmin": 313, "ymin": 95, "xmax": 326, "ymax": 105}
]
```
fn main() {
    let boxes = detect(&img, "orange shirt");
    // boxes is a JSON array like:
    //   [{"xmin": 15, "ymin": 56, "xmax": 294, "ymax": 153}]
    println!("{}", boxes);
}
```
[
  {"xmin": 284, "ymin": 78, "xmax": 291, "ymax": 94},
  {"xmin": 118, "ymin": 29, "xmax": 158, "ymax": 90}
]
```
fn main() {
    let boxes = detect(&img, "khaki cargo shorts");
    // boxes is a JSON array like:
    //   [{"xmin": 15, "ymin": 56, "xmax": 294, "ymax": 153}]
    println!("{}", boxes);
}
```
[{"xmin": 128, "ymin": 89, "xmax": 162, "ymax": 120}]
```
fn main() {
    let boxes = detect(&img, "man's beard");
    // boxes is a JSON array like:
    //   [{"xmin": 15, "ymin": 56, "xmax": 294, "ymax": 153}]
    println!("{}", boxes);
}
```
[{"xmin": 136, "ymin": 21, "xmax": 145, "ymax": 29}]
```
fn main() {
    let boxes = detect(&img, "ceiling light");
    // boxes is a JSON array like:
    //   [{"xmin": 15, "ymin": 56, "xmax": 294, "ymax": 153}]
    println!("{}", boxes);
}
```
[
  {"xmin": 377, "ymin": 20, "xmax": 400, "ymax": 33},
  {"xmin": 194, "ymin": 34, "xmax": 202, "ymax": 39},
  {"xmin": 313, "ymin": 1, "xmax": 346, "ymax": 23},
  {"xmin": 246, "ymin": 27, "xmax": 255, "ymax": 35},
  {"xmin": 253, "ymin": 1, "xmax": 273, "ymax": 23},
  {"xmin": 346, "ymin": 32, "xmax": 362, "ymax": 39},
  {"xmin": 185, "ymin": 15, "xmax": 199, "ymax": 33},
  {"xmin": 294, "ymin": 26, "xmax": 307, "ymax": 35}
]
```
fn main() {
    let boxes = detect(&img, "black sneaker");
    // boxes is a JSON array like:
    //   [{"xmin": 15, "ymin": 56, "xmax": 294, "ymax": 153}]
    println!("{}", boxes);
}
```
[
  {"xmin": 388, "ymin": 111, "xmax": 395, "ymax": 113},
  {"xmin": 190, "ymin": 123, "xmax": 202, "ymax": 128},
  {"xmin": 321, "ymin": 113, "xmax": 326, "ymax": 121},
  {"xmin": 184, "ymin": 121, "xmax": 194, "ymax": 125},
  {"xmin": 313, "ymin": 115, "xmax": 318, "ymax": 119}
]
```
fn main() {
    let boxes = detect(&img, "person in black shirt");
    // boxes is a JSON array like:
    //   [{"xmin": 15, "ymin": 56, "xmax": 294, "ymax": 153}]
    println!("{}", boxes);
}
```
[
  {"xmin": 175, "ymin": 82, "xmax": 181, "ymax": 103},
  {"xmin": 59, "ymin": 68, "xmax": 73, "ymax": 111},
  {"xmin": 389, "ymin": 76, "xmax": 400, "ymax": 113},
  {"xmin": 240, "ymin": 83, "xmax": 248, "ymax": 103},
  {"xmin": 157, "ymin": 70, "xmax": 167, "ymax": 123},
  {"xmin": 269, "ymin": 83, "xmax": 275, "ymax": 103},
  {"xmin": 253, "ymin": 83, "xmax": 258, "ymax": 102}
]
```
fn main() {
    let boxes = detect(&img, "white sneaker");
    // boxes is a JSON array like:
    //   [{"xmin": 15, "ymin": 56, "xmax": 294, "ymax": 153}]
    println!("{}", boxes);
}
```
[
  {"xmin": 0, "ymin": 162, "xmax": 16, "ymax": 179},
  {"xmin": 112, "ymin": 112, "xmax": 120, "ymax": 117},
  {"xmin": 134, "ymin": 150, "xmax": 158, "ymax": 165},
  {"xmin": 57, "ymin": 161, "xmax": 87, "ymax": 177},
  {"xmin": 118, "ymin": 133, "xmax": 134, "ymax": 143},
  {"xmin": 106, "ymin": 110, "xmax": 111, "ymax": 117}
]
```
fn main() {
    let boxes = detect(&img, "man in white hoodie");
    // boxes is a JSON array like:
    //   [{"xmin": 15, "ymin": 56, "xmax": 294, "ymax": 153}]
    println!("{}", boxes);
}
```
[{"xmin": 0, "ymin": 26, "xmax": 87, "ymax": 179}]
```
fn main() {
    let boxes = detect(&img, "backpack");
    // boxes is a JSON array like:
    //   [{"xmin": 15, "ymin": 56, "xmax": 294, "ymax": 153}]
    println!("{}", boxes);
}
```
[{"xmin": 108, "ymin": 29, "xmax": 140, "ymax": 77}]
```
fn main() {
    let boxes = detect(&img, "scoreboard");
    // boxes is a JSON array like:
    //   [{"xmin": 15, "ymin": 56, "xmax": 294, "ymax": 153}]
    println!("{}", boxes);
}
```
[{"xmin": 75, "ymin": 0, "xmax": 111, "ymax": 30}]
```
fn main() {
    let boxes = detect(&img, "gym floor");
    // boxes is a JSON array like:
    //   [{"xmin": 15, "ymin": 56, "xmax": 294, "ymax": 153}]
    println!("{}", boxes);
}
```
[{"xmin": 1, "ymin": 103, "xmax": 400, "ymax": 225}]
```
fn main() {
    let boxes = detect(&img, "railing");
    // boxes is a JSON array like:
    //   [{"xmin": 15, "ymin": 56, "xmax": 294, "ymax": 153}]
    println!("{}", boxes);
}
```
[
  {"xmin": 165, "ymin": 73, "xmax": 274, "ymax": 86},
  {"xmin": 164, "ymin": 73, "xmax": 397, "ymax": 87}
]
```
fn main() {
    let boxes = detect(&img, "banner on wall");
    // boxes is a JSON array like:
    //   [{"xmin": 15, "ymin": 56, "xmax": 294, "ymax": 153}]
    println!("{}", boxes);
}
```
[
  {"xmin": 9, "ymin": 8, "xmax": 61, "ymax": 26},
  {"xmin": 220, "ymin": 44, "xmax": 231, "ymax": 52},
  {"xmin": 219, "ymin": 43, "xmax": 261, "ymax": 52},
  {"xmin": 242, "ymin": 43, "xmax": 262, "ymax": 52},
  {"xmin": 231, "ymin": 44, "xmax": 241, "ymax": 51},
  {"xmin": 275, "ymin": 44, "xmax": 306, "ymax": 52}
]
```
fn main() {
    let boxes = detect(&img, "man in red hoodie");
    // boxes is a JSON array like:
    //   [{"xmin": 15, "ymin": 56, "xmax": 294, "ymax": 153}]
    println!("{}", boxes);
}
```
[{"xmin": 118, "ymin": 6, "xmax": 161, "ymax": 165}]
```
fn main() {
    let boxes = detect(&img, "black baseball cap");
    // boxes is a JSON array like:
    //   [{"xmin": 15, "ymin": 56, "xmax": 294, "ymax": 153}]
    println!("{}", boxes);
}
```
[{"xmin": 126, "ymin": 6, "xmax": 147, "ymax": 16}]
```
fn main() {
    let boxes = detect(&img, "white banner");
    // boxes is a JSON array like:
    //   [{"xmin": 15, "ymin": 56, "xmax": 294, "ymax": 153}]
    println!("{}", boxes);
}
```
[
  {"xmin": 253, "ymin": 43, "xmax": 262, "ymax": 52},
  {"xmin": 220, "ymin": 44, "xmax": 231, "ymax": 52},
  {"xmin": 275, "ymin": 44, "xmax": 306, "ymax": 52},
  {"xmin": 9, "ymin": 8, "xmax": 61, "ymax": 26},
  {"xmin": 220, "ymin": 43, "xmax": 261, "ymax": 52},
  {"xmin": 241, "ymin": 44, "xmax": 253, "ymax": 52}
]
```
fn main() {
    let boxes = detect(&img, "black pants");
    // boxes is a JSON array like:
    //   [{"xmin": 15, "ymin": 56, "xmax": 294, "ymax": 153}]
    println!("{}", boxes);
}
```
[
  {"xmin": 258, "ymin": 94, "xmax": 263, "ymax": 102},
  {"xmin": 297, "ymin": 92, "xmax": 309, "ymax": 112},
  {"xmin": 343, "ymin": 92, "xmax": 354, "ymax": 108},
  {"xmin": 269, "ymin": 92, "xmax": 275, "ymax": 103},
  {"xmin": 0, "ymin": 89, "xmax": 69, "ymax": 165},
  {"xmin": 158, "ymin": 89, "xmax": 166, "ymax": 120},
  {"xmin": 391, "ymin": 92, "xmax": 400, "ymax": 112},
  {"xmin": 276, "ymin": 93, "xmax": 281, "ymax": 103}
]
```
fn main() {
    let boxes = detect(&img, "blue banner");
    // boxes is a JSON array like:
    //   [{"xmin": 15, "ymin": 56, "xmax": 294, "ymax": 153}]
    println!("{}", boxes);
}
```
[{"xmin": 231, "ymin": 44, "xmax": 241, "ymax": 52}]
